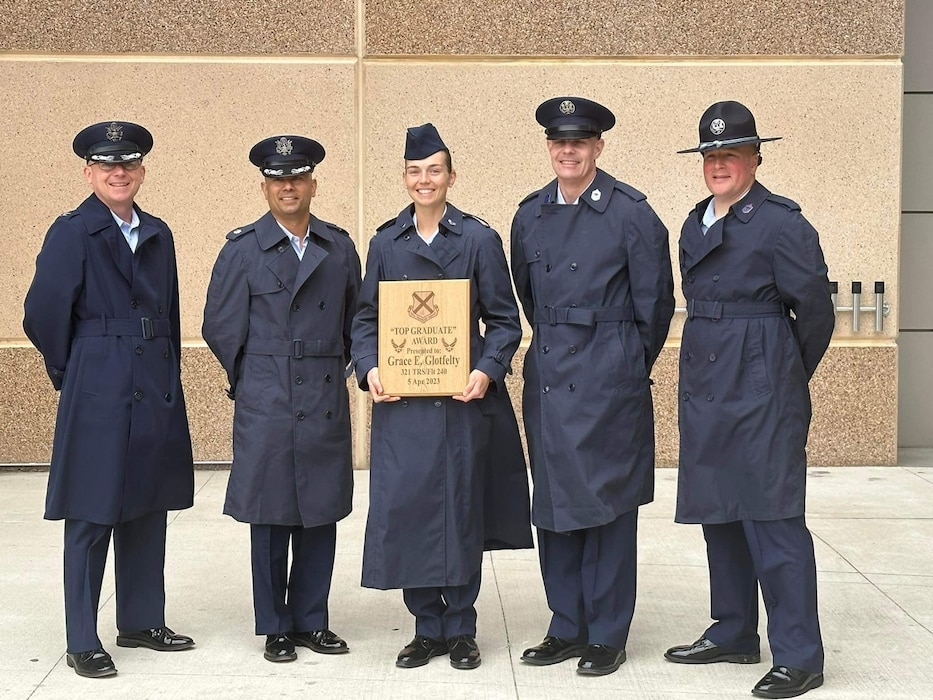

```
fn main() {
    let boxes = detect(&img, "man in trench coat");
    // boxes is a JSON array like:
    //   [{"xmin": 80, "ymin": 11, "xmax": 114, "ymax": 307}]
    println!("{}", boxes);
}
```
[
  {"xmin": 23, "ymin": 121, "xmax": 195, "ymax": 678},
  {"xmin": 351, "ymin": 123, "xmax": 531, "ymax": 671},
  {"xmin": 203, "ymin": 135, "xmax": 361, "ymax": 663},
  {"xmin": 664, "ymin": 101, "xmax": 834, "ymax": 700},
  {"xmin": 510, "ymin": 97, "xmax": 675, "ymax": 676}
]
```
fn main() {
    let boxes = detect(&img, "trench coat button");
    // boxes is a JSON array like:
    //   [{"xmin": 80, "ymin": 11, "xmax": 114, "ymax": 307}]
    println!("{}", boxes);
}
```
[
  {"xmin": 325, "ymin": 373, "xmax": 332, "ymax": 382},
  {"xmin": 682, "ymin": 391, "xmax": 690, "ymax": 401},
  {"xmin": 535, "ymin": 250, "xmax": 541, "ymax": 257},
  {"xmin": 712, "ymin": 274, "xmax": 720, "ymax": 282},
  {"xmin": 404, "ymin": 234, "xmax": 411, "ymax": 240},
  {"xmin": 687, "ymin": 274, "xmax": 695, "ymax": 283},
  {"xmin": 135, "ymin": 345, "xmax": 143, "ymax": 355},
  {"xmin": 277, "ymin": 245, "xmax": 285, "ymax": 252},
  {"xmin": 706, "ymin": 394, "xmax": 714, "ymax": 402},
  {"xmin": 158, "ymin": 305, "xmax": 164, "ymax": 314},
  {"xmin": 402, "ymin": 275, "xmax": 409, "ymax": 280},
  {"xmin": 295, "ymin": 376, "xmax": 303, "ymax": 385},
  {"xmin": 543, "ymin": 386, "xmax": 550, "ymax": 393},
  {"xmin": 277, "ymin": 281, "xmax": 284, "ymax": 288},
  {"xmin": 569, "ymin": 345, "xmax": 577, "ymax": 354},
  {"xmin": 325, "ymin": 410, "xmax": 333, "ymax": 419},
  {"xmin": 568, "ymin": 383, "xmax": 575, "ymax": 391},
  {"xmin": 133, "ymin": 390, "xmax": 143, "ymax": 401},
  {"xmin": 296, "ymin": 411, "xmax": 305, "ymax": 420},
  {"xmin": 684, "ymin": 352, "xmax": 692, "ymax": 360},
  {"xmin": 163, "ymin": 349, "xmax": 169, "ymax": 358},
  {"xmin": 163, "ymin": 393, "xmax": 172, "ymax": 402},
  {"xmin": 542, "ymin": 345, "xmax": 550, "ymax": 353},
  {"xmin": 569, "ymin": 262, "xmax": 578, "ymax": 271},
  {"xmin": 130, "ymin": 299, "xmax": 139, "ymax": 309},
  {"xmin": 437, "ymin": 273, "xmax": 444, "ymax": 279},
  {"xmin": 545, "ymin": 264, "xmax": 552, "ymax": 272},
  {"xmin": 292, "ymin": 303, "xmax": 300, "ymax": 311},
  {"xmin": 319, "ymin": 301, "xmax": 326, "ymax": 309},
  {"xmin": 570, "ymin": 303, "xmax": 577, "ymax": 307},
  {"xmin": 434, "ymin": 400, "xmax": 442, "ymax": 407},
  {"xmin": 708, "ymin": 353, "xmax": 716, "ymax": 361},
  {"xmin": 401, "ymin": 400, "xmax": 409, "ymax": 407}
]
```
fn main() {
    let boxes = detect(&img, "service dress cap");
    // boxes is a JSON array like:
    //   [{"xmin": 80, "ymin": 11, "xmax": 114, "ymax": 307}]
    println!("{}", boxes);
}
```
[
  {"xmin": 73, "ymin": 121, "xmax": 153, "ymax": 163},
  {"xmin": 249, "ymin": 135, "xmax": 325, "ymax": 178},
  {"xmin": 404, "ymin": 123, "xmax": 448, "ymax": 160},
  {"xmin": 678, "ymin": 100, "xmax": 781, "ymax": 154},
  {"xmin": 536, "ymin": 97, "xmax": 615, "ymax": 140}
]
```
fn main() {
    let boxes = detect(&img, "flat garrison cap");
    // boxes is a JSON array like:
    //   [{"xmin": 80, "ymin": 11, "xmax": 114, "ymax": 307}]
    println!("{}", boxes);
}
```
[
  {"xmin": 678, "ymin": 100, "xmax": 781, "ymax": 154},
  {"xmin": 73, "ymin": 121, "xmax": 153, "ymax": 163},
  {"xmin": 249, "ymin": 135, "xmax": 325, "ymax": 178},
  {"xmin": 405, "ymin": 123, "xmax": 448, "ymax": 160},
  {"xmin": 536, "ymin": 97, "xmax": 615, "ymax": 140}
]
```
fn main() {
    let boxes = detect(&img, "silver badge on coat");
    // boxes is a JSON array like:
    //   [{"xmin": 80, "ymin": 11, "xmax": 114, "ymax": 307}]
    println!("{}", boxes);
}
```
[{"xmin": 591, "ymin": 189, "xmax": 601, "ymax": 202}]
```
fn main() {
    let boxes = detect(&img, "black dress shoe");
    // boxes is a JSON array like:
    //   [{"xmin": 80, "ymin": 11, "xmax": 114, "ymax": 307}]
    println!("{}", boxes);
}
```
[
  {"xmin": 116, "ymin": 626, "xmax": 195, "ymax": 651},
  {"xmin": 66, "ymin": 648, "xmax": 117, "ymax": 678},
  {"xmin": 577, "ymin": 644, "xmax": 626, "ymax": 676},
  {"xmin": 665, "ymin": 636, "xmax": 760, "ymax": 664},
  {"xmin": 753, "ymin": 665, "xmax": 824, "ymax": 698},
  {"xmin": 521, "ymin": 636, "xmax": 587, "ymax": 666},
  {"xmin": 289, "ymin": 629, "xmax": 349, "ymax": 654},
  {"xmin": 396, "ymin": 635, "xmax": 447, "ymax": 668},
  {"xmin": 264, "ymin": 634, "xmax": 297, "ymax": 663},
  {"xmin": 448, "ymin": 635, "xmax": 481, "ymax": 670}
]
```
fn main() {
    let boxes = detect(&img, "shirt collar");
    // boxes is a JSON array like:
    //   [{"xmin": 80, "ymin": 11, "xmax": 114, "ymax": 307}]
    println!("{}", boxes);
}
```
[{"xmin": 110, "ymin": 208, "xmax": 139, "ymax": 232}]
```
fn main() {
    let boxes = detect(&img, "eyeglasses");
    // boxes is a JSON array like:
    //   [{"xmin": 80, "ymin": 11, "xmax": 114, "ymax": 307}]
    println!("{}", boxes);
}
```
[{"xmin": 91, "ymin": 160, "xmax": 143, "ymax": 172}]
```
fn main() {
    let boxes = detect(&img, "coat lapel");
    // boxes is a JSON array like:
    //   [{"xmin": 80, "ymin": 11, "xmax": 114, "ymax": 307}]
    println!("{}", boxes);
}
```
[
  {"xmin": 255, "ymin": 212, "xmax": 298, "ymax": 291},
  {"xmin": 292, "ymin": 215, "xmax": 334, "ymax": 296},
  {"xmin": 81, "ymin": 195, "xmax": 134, "ymax": 284}
]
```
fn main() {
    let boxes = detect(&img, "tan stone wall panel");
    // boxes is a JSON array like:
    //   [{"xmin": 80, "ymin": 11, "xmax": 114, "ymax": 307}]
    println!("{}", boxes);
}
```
[
  {"xmin": 0, "ymin": 1, "xmax": 355, "ymax": 55},
  {"xmin": 365, "ymin": 0, "xmax": 903, "ymax": 56},
  {"xmin": 0, "ymin": 59, "xmax": 357, "ymax": 341}
]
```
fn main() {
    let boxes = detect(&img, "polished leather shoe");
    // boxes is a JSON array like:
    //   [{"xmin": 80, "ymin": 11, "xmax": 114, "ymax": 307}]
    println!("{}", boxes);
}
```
[
  {"xmin": 448, "ymin": 635, "xmax": 481, "ymax": 670},
  {"xmin": 396, "ymin": 635, "xmax": 447, "ymax": 668},
  {"xmin": 753, "ymin": 665, "xmax": 824, "ymax": 698},
  {"xmin": 577, "ymin": 644, "xmax": 626, "ymax": 676},
  {"xmin": 289, "ymin": 629, "xmax": 349, "ymax": 655},
  {"xmin": 665, "ymin": 636, "xmax": 760, "ymax": 664},
  {"xmin": 264, "ymin": 634, "xmax": 297, "ymax": 663},
  {"xmin": 66, "ymin": 648, "xmax": 117, "ymax": 678},
  {"xmin": 116, "ymin": 626, "xmax": 195, "ymax": 651},
  {"xmin": 521, "ymin": 636, "xmax": 586, "ymax": 666}
]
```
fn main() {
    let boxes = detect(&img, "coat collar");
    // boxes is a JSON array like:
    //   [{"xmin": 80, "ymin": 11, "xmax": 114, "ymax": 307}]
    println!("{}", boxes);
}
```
[
  {"xmin": 392, "ymin": 202, "xmax": 464, "ymax": 270},
  {"xmin": 532, "ymin": 168, "xmax": 615, "ymax": 216},
  {"xmin": 255, "ymin": 211, "xmax": 336, "ymax": 251},
  {"xmin": 391, "ymin": 203, "xmax": 465, "ymax": 240}
]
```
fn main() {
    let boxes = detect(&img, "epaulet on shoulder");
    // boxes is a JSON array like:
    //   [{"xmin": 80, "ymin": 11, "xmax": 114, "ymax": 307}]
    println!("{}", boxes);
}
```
[
  {"xmin": 462, "ymin": 212, "xmax": 490, "ymax": 227},
  {"xmin": 376, "ymin": 217, "xmax": 396, "ymax": 233},
  {"xmin": 767, "ymin": 193, "xmax": 801, "ymax": 212},
  {"xmin": 225, "ymin": 224, "xmax": 255, "ymax": 241},
  {"xmin": 325, "ymin": 222, "xmax": 350, "ymax": 237},
  {"xmin": 613, "ymin": 181, "xmax": 647, "ymax": 202},
  {"xmin": 518, "ymin": 189, "xmax": 540, "ymax": 208}
]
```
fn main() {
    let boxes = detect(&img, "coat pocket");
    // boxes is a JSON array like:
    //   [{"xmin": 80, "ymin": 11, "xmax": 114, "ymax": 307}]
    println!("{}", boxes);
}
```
[{"xmin": 743, "ymin": 322, "xmax": 773, "ymax": 398}]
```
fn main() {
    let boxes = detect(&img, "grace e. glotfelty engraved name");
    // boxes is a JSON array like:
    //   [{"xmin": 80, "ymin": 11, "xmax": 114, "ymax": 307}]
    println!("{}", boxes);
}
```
[{"xmin": 385, "ymin": 354, "xmax": 461, "ymax": 367}]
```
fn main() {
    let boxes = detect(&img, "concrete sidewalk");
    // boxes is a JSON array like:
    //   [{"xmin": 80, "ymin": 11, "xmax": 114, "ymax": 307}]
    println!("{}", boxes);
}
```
[{"xmin": 2, "ymin": 454, "xmax": 932, "ymax": 699}]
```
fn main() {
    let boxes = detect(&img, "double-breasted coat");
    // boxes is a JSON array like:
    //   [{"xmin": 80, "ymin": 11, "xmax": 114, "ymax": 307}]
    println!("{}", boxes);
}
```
[
  {"xmin": 511, "ymin": 169, "xmax": 675, "ymax": 533},
  {"xmin": 351, "ymin": 203, "xmax": 531, "ymax": 590},
  {"xmin": 676, "ymin": 181, "xmax": 834, "ymax": 524},
  {"xmin": 23, "ymin": 194, "xmax": 194, "ymax": 525},
  {"xmin": 203, "ymin": 211, "xmax": 362, "ymax": 527}
]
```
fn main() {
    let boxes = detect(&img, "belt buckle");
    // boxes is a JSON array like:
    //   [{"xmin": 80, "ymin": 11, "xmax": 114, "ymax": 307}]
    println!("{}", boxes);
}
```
[
  {"xmin": 140, "ymin": 317, "xmax": 154, "ymax": 340},
  {"xmin": 292, "ymin": 339, "xmax": 303, "ymax": 359},
  {"xmin": 711, "ymin": 302, "xmax": 723, "ymax": 321},
  {"xmin": 545, "ymin": 306, "xmax": 557, "ymax": 325},
  {"xmin": 687, "ymin": 299, "xmax": 695, "ymax": 319}
]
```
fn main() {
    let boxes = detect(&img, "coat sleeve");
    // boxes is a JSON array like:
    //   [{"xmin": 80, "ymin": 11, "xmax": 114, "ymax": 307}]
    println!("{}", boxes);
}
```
[
  {"xmin": 509, "ymin": 210, "xmax": 535, "ymax": 326},
  {"xmin": 473, "ymin": 227, "xmax": 523, "ymax": 385},
  {"xmin": 773, "ymin": 211, "xmax": 835, "ymax": 379},
  {"xmin": 23, "ymin": 217, "xmax": 86, "ymax": 390},
  {"xmin": 349, "ymin": 236, "xmax": 382, "ymax": 390},
  {"xmin": 343, "ymin": 239, "xmax": 363, "ymax": 368},
  {"xmin": 202, "ymin": 243, "xmax": 250, "ymax": 397},
  {"xmin": 164, "ymin": 226, "xmax": 183, "ymax": 365},
  {"xmin": 626, "ymin": 201, "xmax": 675, "ymax": 373}
]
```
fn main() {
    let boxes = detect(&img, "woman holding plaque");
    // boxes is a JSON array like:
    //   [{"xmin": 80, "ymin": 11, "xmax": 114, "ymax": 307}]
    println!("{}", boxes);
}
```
[{"xmin": 351, "ymin": 123, "xmax": 531, "ymax": 671}]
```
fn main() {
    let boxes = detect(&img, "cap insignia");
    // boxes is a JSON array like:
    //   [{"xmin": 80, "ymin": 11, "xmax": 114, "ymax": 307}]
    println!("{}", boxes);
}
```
[
  {"xmin": 591, "ymin": 189, "xmax": 601, "ymax": 202},
  {"xmin": 559, "ymin": 100, "xmax": 576, "ymax": 115},
  {"xmin": 275, "ymin": 137, "xmax": 293, "ymax": 155},
  {"xmin": 710, "ymin": 118, "xmax": 726, "ymax": 135},
  {"xmin": 106, "ymin": 122, "xmax": 123, "ymax": 142},
  {"xmin": 742, "ymin": 203, "xmax": 754, "ymax": 214}
]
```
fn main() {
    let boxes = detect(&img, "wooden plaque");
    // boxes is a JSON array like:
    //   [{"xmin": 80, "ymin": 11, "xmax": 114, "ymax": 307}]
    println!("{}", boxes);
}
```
[{"xmin": 378, "ymin": 279, "xmax": 471, "ymax": 396}]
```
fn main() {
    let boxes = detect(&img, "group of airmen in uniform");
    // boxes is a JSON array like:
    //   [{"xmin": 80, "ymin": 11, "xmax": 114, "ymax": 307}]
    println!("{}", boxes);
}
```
[{"xmin": 22, "ymin": 95, "xmax": 834, "ymax": 700}]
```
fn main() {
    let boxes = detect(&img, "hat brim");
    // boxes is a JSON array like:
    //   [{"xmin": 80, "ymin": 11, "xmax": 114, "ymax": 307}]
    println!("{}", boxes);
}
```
[
  {"xmin": 677, "ymin": 135, "xmax": 781, "ymax": 154},
  {"xmin": 546, "ymin": 129, "xmax": 602, "ymax": 141}
]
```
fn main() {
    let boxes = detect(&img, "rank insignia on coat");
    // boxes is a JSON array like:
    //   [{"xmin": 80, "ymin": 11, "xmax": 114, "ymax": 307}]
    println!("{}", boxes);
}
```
[
  {"xmin": 591, "ymin": 189, "xmax": 601, "ymax": 202},
  {"xmin": 105, "ymin": 122, "xmax": 124, "ymax": 141},
  {"xmin": 710, "ymin": 118, "xmax": 726, "ymax": 135},
  {"xmin": 447, "ymin": 218, "xmax": 456, "ymax": 227},
  {"xmin": 559, "ymin": 100, "xmax": 576, "ymax": 115},
  {"xmin": 275, "ymin": 137, "xmax": 293, "ymax": 155},
  {"xmin": 408, "ymin": 290, "xmax": 439, "ymax": 323},
  {"xmin": 742, "ymin": 203, "xmax": 754, "ymax": 214}
]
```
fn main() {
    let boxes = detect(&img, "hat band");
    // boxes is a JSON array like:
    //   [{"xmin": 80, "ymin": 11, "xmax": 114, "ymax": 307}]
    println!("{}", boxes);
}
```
[
  {"xmin": 89, "ymin": 152, "xmax": 143, "ymax": 163},
  {"xmin": 697, "ymin": 136, "xmax": 763, "ymax": 151},
  {"xmin": 546, "ymin": 123, "xmax": 601, "ymax": 136}
]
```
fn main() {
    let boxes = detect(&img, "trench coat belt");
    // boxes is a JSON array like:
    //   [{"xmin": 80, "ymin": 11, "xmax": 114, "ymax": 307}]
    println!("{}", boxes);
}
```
[
  {"xmin": 74, "ymin": 317, "xmax": 171, "ymax": 340},
  {"xmin": 532, "ymin": 305, "xmax": 634, "ymax": 326},
  {"xmin": 686, "ymin": 299, "xmax": 788, "ymax": 320},
  {"xmin": 245, "ymin": 337, "xmax": 344, "ymax": 359}
]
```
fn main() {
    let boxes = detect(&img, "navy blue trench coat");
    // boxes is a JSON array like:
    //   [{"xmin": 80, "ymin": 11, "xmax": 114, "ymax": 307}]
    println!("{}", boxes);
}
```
[
  {"xmin": 676, "ymin": 181, "xmax": 834, "ymax": 524},
  {"xmin": 351, "ymin": 203, "xmax": 531, "ymax": 590},
  {"xmin": 511, "ymin": 169, "xmax": 675, "ymax": 533},
  {"xmin": 203, "ymin": 211, "xmax": 361, "ymax": 527},
  {"xmin": 23, "ymin": 194, "xmax": 194, "ymax": 525}
]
